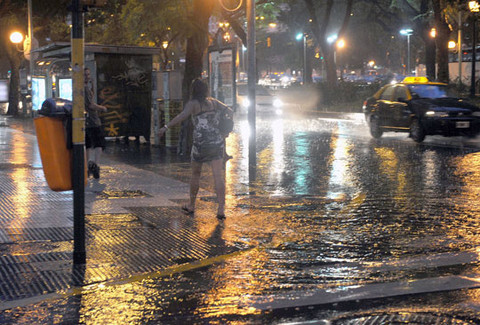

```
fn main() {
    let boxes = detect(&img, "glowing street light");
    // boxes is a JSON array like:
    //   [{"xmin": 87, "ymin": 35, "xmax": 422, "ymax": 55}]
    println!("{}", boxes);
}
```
[
  {"xmin": 327, "ymin": 34, "xmax": 337, "ymax": 44},
  {"xmin": 400, "ymin": 28, "xmax": 413, "ymax": 75},
  {"xmin": 10, "ymin": 32, "xmax": 23, "ymax": 44},
  {"xmin": 336, "ymin": 39, "xmax": 345, "ymax": 49},
  {"xmin": 470, "ymin": 1, "xmax": 480, "ymax": 12}
]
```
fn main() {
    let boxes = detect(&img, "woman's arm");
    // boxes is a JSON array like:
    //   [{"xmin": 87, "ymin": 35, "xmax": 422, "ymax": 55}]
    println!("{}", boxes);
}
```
[
  {"xmin": 212, "ymin": 98, "xmax": 233, "ymax": 117},
  {"xmin": 89, "ymin": 102, "xmax": 107, "ymax": 112},
  {"xmin": 158, "ymin": 100, "xmax": 195, "ymax": 137}
]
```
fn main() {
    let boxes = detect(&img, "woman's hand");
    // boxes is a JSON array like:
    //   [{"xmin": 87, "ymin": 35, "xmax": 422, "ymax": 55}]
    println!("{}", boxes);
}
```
[{"xmin": 158, "ymin": 126, "xmax": 168, "ymax": 138}]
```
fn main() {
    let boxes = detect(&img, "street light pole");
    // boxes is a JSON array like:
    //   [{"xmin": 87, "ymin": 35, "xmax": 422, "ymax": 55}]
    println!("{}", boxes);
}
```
[
  {"xmin": 459, "ymin": 11, "xmax": 463, "ymax": 87},
  {"xmin": 27, "ymin": 0, "xmax": 33, "ymax": 116},
  {"xmin": 400, "ymin": 29, "xmax": 413, "ymax": 75},
  {"xmin": 247, "ymin": 0, "xmax": 256, "ymax": 182},
  {"xmin": 470, "ymin": 1, "xmax": 479, "ymax": 97},
  {"xmin": 471, "ymin": 16, "xmax": 477, "ymax": 97},
  {"xmin": 296, "ymin": 33, "xmax": 307, "ymax": 83},
  {"xmin": 303, "ymin": 34, "xmax": 306, "ymax": 84},
  {"xmin": 336, "ymin": 39, "xmax": 345, "ymax": 81},
  {"xmin": 407, "ymin": 33, "xmax": 411, "ymax": 74},
  {"xmin": 71, "ymin": 0, "xmax": 86, "ymax": 265}
]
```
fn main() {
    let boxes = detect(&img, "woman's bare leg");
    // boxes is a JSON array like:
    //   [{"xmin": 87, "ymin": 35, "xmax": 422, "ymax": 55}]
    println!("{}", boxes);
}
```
[
  {"xmin": 210, "ymin": 158, "xmax": 225, "ymax": 216},
  {"xmin": 189, "ymin": 161, "xmax": 202, "ymax": 211}
]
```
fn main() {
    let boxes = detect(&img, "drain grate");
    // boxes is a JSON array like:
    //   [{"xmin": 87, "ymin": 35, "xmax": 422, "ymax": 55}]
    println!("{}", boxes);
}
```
[
  {"xmin": 331, "ymin": 311, "xmax": 476, "ymax": 324},
  {"xmin": 4, "ymin": 227, "xmax": 72, "ymax": 243},
  {"xmin": 95, "ymin": 190, "xmax": 152, "ymax": 199},
  {"xmin": 0, "ymin": 163, "xmax": 38, "ymax": 170}
]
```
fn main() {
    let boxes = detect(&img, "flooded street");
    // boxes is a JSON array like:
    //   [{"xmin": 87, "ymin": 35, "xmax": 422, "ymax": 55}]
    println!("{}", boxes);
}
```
[{"xmin": 4, "ymin": 111, "xmax": 480, "ymax": 323}]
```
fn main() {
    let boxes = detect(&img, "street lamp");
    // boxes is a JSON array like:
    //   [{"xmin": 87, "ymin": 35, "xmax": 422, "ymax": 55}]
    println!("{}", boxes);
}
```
[
  {"xmin": 469, "ymin": 1, "xmax": 479, "ymax": 97},
  {"xmin": 10, "ymin": 32, "xmax": 23, "ymax": 45},
  {"xmin": 296, "ymin": 32, "xmax": 306, "ymax": 84},
  {"xmin": 400, "ymin": 28, "xmax": 413, "ymax": 75}
]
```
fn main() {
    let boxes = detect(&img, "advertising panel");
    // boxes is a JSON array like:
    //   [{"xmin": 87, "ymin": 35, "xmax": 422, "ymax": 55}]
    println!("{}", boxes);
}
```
[
  {"xmin": 95, "ymin": 54, "xmax": 152, "ymax": 139},
  {"xmin": 32, "ymin": 77, "xmax": 46, "ymax": 111},
  {"xmin": 208, "ymin": 47, "xmax": 236, "ymax": 107},
  {"xmin": 0, "ymin": 80, "xmax": 8, "ymax": 102},
  {"xmin": 58, "ymin": 78, "xmax": 72, "ymax": 101}
]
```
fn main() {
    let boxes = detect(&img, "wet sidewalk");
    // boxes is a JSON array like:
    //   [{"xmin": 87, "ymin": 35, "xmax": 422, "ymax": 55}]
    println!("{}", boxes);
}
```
[{"xmin": 0, "ymin": 116, "xmax": 242, "ymax": 310}]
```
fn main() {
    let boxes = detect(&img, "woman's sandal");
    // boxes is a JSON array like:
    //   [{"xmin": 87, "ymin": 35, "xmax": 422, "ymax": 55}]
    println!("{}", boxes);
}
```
[{"xmin": 181, "ymin": 205, "xmax": 194, "ymax": 214}]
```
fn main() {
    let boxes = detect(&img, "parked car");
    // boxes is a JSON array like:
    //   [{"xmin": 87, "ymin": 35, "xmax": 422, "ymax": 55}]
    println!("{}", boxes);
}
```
[
  {"xmin": 236, "ymin": 83, "xmax": 284, "ymax": 115},
  {"xmin": 363, "ymin": 77, "xmax": 480, "ymax": 142}
]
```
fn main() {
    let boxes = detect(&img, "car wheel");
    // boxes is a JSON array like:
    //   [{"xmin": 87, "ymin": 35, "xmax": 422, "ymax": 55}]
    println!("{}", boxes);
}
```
[
  {"xmin": 410, "ymin": 118, "xmax": 425, "ymax": 143},
  {"xmin": 369, "ymin": 115, "xmax": 383, "ymax": 138}
]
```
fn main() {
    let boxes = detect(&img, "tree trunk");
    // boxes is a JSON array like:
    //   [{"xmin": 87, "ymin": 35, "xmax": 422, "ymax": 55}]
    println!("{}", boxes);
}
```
[
  {"xmin": 433, "ymin": 0, "xmax": 450, "ymax": 83},
  {"xmin": 421, "ymin": 28, "xmax": 436, "ymax": 81},
  {"xmin": 178, "ymin": 0, "xmax": 214, "ymax": 155},
  {"xmin": 324, "ymin": 47, "xmax": 337, "ymax": 87},
  {"xmin": 6, "ymin": 47, "xmax": 21, "ymax": 116}
]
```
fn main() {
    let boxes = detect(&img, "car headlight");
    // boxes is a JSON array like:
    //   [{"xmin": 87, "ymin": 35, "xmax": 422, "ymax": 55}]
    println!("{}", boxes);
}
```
[
  {"xmin": 273, "ymin": 98, "xmax": 283, "ymax": 108},
  {"xmin": 425, "ymin": 110, "xmax": 449, "ymax": 118},
  {"xmin": 473, "ymin": 111, "xmax": 480, "ymax": 117}
]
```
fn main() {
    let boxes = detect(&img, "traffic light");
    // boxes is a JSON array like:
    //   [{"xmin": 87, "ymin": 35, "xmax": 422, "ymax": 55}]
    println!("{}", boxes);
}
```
[
  {"xmin": 81, "ymin": 0, "xmax": 107, "ymax": 7},
  {"xmin": 267, "ymin": 37, "xmax": 271, "ymax": 47}
]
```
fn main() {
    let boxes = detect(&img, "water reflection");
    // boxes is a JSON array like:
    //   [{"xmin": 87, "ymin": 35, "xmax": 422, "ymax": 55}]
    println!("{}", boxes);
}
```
[
  {"xmin": 326, "ymin": 124, "xmax": 355, "ymax": 200},
  {"xmin": 10, "ymin": 132, "xmax": 31, "ymax": 231}
]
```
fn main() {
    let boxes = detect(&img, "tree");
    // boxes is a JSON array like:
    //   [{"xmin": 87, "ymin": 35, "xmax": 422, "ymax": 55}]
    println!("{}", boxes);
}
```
[
  {"xmin": 391, "ymin": 0, "xmax": 437, "ymax": 80},
  {"xmin": 301, "ymin": 0, "xmax": 353, "ymax": 86},
  {"xmin": 178, "ymin": 0, "xmax": 214, "ymax": 154},
  {"xmin": 0, "ymin": 0, "xmax": 70, "ymax": 116},
  {"xmin": 432, "ymin": 0, "xmax": 451, "ymax": 83},
  {"xmin": 0, "ymin": 1, "xmax": 27, "ymax": 116}
]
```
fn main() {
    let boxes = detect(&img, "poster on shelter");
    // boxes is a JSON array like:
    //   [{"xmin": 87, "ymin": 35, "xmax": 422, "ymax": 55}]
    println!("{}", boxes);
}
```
[
  {"xmin": 95, "ymin": 54, "xmax": 152, "ymax": 140},
  {"xmin": 209, "ymin": 49, "xmax": 234, "ymax": 107},
  {"xmin": 0, "ymin": 80, "xmax": 8, "ymax": 102},
  {"xmin": 32, "ymin": 77, "xmax": 46, "ymax": 111}
]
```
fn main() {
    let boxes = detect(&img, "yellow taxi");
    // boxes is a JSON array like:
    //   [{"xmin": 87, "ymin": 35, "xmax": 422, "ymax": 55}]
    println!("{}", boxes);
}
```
[{"xmin": 362, "ymin": 77, "xmax": 480, "ymax": 142}]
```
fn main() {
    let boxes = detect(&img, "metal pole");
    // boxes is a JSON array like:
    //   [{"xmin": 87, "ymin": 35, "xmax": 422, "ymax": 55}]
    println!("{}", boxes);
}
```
[
  {"xmin": 247, "ymin": 0, "xmax": 256, "ymax": 182},
  {"xmin": 303, "ymin": 35, "xmax": 307, "ymax": 84},
  {"xmin": 27, "ymin": 0, "xmax": 33, "ymax": 116},
  {"xmin": 458, "ymin": 11, "xmax": 463, "ymax": 86},
  {"xmin": 71, "ymin": 0, "xmax": 86, "ymax": 265},
  {"xmin": 407, "ymin": 34, "xmax": 411, "ymax": 75},
  {"xmin": 471, "ymin": 16, "xmax": 477, "ymax": 97}
]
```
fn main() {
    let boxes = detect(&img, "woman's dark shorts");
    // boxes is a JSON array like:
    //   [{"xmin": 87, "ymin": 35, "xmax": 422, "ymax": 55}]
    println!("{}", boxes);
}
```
[
  {"xmin": 191, "ymin": 142, "xmax": 224, "ymax": 163},
  {"xmin": 85, "ymin": 127, "xmax": 106, "ymax": 149}
]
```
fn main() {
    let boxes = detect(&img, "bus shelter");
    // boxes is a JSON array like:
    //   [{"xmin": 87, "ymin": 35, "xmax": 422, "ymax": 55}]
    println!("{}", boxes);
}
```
[{"xmin": 32, "ymin": 43, "xmax": 160, "ymax": 142}]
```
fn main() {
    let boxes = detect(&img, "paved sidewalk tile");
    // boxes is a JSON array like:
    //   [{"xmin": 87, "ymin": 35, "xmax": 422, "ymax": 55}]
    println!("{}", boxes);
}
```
[{"xmin": 0, "ymin": 124, "xmax": 234, "ymax": 306}]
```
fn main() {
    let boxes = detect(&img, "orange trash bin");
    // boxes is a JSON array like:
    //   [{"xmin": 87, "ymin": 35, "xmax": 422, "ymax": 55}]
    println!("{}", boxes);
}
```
[{"xmin": 34, "ymin": 116, "xmax": 86, "ymax": 191}]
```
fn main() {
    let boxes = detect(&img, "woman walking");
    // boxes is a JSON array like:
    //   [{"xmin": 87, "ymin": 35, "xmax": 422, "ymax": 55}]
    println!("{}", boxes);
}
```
[{"xmin": 159, "ymin": 79, "xmax": 233, "ymax": 219}]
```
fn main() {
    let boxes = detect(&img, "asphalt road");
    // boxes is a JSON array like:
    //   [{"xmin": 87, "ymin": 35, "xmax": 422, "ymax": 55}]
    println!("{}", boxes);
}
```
[{"xmin": 99, "ymin": 111, "xmax": 480, "ymax": 323}]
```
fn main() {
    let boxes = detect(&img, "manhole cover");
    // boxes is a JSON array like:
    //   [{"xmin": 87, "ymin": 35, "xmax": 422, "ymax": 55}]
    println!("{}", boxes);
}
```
[{"xmin": 96, "ymin": 190, "xmax": 151, "ymax": 199}]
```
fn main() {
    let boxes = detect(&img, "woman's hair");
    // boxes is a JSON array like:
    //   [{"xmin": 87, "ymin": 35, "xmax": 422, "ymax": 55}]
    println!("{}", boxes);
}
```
[{"xmin": 191, "ymin": 78, "xmax": 208, "ymax": 103}]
